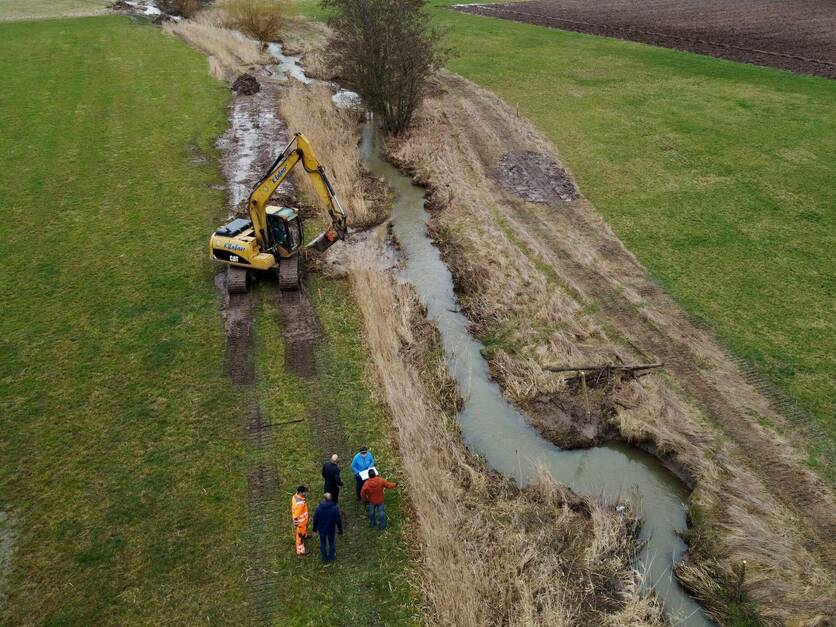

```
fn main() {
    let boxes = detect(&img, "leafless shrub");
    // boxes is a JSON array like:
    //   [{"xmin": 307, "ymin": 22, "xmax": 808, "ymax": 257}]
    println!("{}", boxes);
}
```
[
  {"xmin": 323, "ymin": 0, "xmax": 445, "ymax": 134},
  {"xmin": 223, "ymin": 0, "xmax": 291, "ymax": 44},
  {"xmin": 174, "ymin": 0, "xmax": 200, "ymax": 18}
]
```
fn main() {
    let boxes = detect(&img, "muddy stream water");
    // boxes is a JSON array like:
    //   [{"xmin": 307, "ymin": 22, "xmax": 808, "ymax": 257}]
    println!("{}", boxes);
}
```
[{"xmin": 358, "ymin": 121, "xmax": 711, "ymax": 626}]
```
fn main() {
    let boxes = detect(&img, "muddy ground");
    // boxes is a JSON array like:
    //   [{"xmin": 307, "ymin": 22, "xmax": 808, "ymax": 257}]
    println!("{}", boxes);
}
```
[{"xmin": 457, "ymin": 0, "xmax": 836, "ymax": 78}]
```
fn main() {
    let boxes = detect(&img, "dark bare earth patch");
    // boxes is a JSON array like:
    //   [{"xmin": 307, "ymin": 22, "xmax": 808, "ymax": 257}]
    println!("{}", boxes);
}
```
[
  {"xmin": 277, "ymin": 289, "xmax": 322, "ymax": 378},
  {"xmin": 496, "ymin": 150, "xmax": 578, "ymax": 204},
  {"xmin": 456, "ymin": 0, "xmax": 836, "ymax": 78}
]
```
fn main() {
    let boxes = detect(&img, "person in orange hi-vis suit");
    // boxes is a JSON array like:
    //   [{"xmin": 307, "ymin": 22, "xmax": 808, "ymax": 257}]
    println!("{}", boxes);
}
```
[{"xmin": 291, "ymin": 486, "xmax": 310, "ymax": 555}]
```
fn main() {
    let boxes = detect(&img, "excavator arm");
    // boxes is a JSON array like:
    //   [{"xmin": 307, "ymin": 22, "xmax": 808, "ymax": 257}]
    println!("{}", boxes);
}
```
[{"xmin": 246, "ymin": 133, "xmax": 348, "ymax": 254}]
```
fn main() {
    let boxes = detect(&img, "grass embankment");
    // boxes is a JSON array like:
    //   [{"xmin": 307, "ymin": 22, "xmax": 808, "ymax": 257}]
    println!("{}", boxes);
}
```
[
  {"xmin": 297, "ymin": 0, "xmax": 835, "ymax": 475},
  {"xmin": 0, "ymin": 16, "xmax": 245, "ymax": 622},
  {"xmin": 252, "ymin": 276, "xmax": 418, "ymax": 626}
]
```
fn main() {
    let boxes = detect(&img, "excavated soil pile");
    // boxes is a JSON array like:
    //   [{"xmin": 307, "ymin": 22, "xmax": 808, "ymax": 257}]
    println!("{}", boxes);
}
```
[
  {"xmin": 496, "ymin": 151, "xmax": 578, "ymax": 204},
  {"xmin": 232, "ymin": 74, "xmax": 261, "ymax": 96},
  {"xmin": 524, "ymin": 370, "xmax": 630, "ymax": 448},
  {"xmin": 457, "ymin": 0, "xmax": 836, "ymax": 78}
]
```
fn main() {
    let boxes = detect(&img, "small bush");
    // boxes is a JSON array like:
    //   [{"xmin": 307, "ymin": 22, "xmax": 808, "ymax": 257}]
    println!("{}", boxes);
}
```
[
  {"xmin": 223, "ymin": 0, "xmax": 291, "ymax": 44},
  {"xmin": 175, "ymin": 0, "xmax": 200, "ymax": 18}
]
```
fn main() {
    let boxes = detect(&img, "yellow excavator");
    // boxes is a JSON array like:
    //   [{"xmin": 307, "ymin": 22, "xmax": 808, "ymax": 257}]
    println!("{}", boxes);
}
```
[{"xmin": 209, "ymin": 133, "xmax": 348, "ymax": 293}]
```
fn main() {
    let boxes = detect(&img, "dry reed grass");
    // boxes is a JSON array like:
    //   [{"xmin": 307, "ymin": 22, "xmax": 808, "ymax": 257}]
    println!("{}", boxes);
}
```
[
  {"xmin": 164, "ymin": 12, "xmax": 264, "ymax": 74},
  {"xmin": 385, "ymin": 71, "xmax": 836, "ymax": 623},
  {"xmin": 279, "ymin": 83, "xmax": 384, "ymax": 228},
  {"xmin": 346, "ymin": 262, "xmax": 665, "ymax": 626},
  {"xmin": 278, "ymin": 18, "xmax": 333, "ymax": 80},
  {"xmin": 173, "ymin": 0, "xmax": 200, "ymax": 18}
]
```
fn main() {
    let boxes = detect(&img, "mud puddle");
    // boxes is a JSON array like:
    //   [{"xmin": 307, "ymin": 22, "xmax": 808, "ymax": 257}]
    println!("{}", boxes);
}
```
[
  {"xmin": 266, "ymin": 43, "xmax": 312, "ymax": 84},
  {"xmin": 359, "ymin": 118, "xmax": 711, "ymax": 626},
  {"xmin": 216, "ymin": 84, "xmax": 291, "ymax": 212}
]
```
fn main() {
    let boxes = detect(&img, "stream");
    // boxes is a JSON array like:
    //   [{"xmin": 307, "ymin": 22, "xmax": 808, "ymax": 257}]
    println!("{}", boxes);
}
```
[{"xmin": 358, "ymin": 120, "xmax": 712, "ymax": 626}]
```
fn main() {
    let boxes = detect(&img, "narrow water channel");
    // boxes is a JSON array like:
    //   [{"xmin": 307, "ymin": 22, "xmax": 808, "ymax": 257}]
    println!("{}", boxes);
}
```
[{"xmin": 358, "ymin": 120, "xmax": 711, "ymax": 626}]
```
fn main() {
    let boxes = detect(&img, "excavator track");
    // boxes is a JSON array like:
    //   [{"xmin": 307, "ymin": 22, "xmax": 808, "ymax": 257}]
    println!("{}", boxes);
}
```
[
  {"xmin": 278, "ymin": 255, "xmax": 301, "ymax": 291},
  {"xmin": 227, "ymin": 266, "xmax": 248, "ymax": 294}
]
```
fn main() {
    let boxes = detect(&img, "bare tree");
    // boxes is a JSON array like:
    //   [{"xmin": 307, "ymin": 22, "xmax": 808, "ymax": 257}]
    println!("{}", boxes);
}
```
[{"xmin": 322, "ymin": 0, "xmax": 444, "ymax": 134}]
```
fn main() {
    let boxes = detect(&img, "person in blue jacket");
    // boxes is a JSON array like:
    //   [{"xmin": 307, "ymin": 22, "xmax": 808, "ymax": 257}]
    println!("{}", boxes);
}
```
[
  {"xmin": 350, "ymin": 446, "xmax": 375, "ymax": 500},
  {"xmin": 312, "ymin": 493, "xmax": 343, "ymax": 563}
]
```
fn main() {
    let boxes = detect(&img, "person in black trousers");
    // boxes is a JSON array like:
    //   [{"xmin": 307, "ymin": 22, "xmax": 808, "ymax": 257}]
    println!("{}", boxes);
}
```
[
  {"xmin": 312, "ymin": 493, "xmax": 343, "ymax": 563},
  {"xmin": 321, "ymin": 453, "xmax": 343, "ymax": 504}
]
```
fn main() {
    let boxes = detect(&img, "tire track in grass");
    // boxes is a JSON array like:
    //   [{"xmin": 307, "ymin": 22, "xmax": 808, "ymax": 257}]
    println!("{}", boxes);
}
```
[{"xmin": 217, "ymin": 275, "xmax": 280, "ymax": 623}]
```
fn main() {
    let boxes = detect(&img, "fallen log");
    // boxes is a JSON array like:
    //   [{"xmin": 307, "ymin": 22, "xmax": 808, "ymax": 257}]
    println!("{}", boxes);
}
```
[{"xmin": 545, "ymin": 362, "xmax": 663, "ymax": 373}]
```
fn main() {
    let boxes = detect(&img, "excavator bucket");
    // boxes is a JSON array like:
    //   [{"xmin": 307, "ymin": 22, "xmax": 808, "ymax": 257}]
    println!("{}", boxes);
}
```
[{"xmin": 305, "ymin": 227, "xmax": 342, "ymax": 253}]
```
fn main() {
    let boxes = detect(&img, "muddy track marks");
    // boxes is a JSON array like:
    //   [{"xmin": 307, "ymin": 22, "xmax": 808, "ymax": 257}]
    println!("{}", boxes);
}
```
[
  {"xmin": 244, "ymin": 462, "xmax": 280, "ymax": 625},
  {"xmin": 217, "ymin": 274, "xmax": 280, "ymax": 622},
  {"xmin": 265, "ymin": 285, "xmax": 351, "ymax": 461},
  {"xmin": 269, "ymin": 286, "xmax": 322, "ymax": 378}
]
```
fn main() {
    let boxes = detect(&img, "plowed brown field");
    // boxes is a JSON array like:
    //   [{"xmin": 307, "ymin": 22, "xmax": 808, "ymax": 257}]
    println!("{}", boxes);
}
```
[{"xmin": 456, "ymin": 0, "xmax": 836, "ymax": 78}]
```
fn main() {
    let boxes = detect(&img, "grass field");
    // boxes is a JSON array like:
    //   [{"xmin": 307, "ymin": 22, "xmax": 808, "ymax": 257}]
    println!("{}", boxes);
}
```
[
  {"xmin": 0, "ymin": 14, "xmax": 417, "ymax": 622},
  {"xmin": 297, "ymin": 0, "xmax": 835, "ymax": 473},
  {"xmin": 0, "ymin": 0, "xmax": 107, "ymax": 20},
  {"xmin": 0, "ymin": 15, "xmax": 246, "ymax": 622}
]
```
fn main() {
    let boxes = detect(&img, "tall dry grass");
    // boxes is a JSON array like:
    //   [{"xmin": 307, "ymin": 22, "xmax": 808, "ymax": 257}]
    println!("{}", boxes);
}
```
[
  {"xmin": 346, "ymin": 263, "xmax": 665, "ymax": 626},
  {"xmin": 221, "ymin": 0, "xmax": 293, "ymax": 44},
  {"xmin": 279, "ymin": 83, "xmax": 383, "ymax": 228},
  {"xmin": 164, "ymin": 12, "xmax": 265, "ymax": 75}
]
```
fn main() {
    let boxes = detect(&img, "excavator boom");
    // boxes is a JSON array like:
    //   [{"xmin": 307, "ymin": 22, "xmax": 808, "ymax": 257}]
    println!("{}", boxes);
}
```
[{"xmin": 247, "ymin": 133, "xmax": 348, "ymax": 253}]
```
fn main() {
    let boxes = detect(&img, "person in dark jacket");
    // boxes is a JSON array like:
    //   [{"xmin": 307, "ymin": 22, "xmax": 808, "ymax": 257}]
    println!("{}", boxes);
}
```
[
  {"xmin": 312, "ymin": 493, "xmax": 343, "ymax": 563},
  {"xmin": 321, "ymin": 454, "xmax": 343, "ymax": 504}
]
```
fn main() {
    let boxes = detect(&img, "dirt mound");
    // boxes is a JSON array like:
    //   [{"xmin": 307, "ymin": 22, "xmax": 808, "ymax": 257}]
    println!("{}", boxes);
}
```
[
  {"xmin": 232, "ymin": 73, "xmax": 260, "ymax": 96},
  {"xmin": 496, "ymin": 150, "xmax": 578, "ymax": 204},
  {"xmin": 108, "ymin": 0, "xmax": 133, "ymax": 10}
]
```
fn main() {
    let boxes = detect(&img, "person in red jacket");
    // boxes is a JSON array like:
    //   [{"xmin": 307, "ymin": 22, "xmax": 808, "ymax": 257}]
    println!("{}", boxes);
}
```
[{"xmin": 360, "ymin": 468, "xmax": 397, "ymax": 530}]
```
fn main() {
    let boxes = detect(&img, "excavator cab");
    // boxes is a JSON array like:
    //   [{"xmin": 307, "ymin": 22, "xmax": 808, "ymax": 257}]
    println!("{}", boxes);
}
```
[
  {"xmin": 266, "ymin": 207, "xmax": 303, "ymax": 254},
  {"xmin": 209, "ymin": 133, "xmax": 347, "ymax": 294}
]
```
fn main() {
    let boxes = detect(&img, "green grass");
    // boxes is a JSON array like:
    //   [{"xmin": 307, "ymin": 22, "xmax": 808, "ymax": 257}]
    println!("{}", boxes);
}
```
[
  {"xmin": 0, "ymin": 14, "xmax": 420, "ymax": 624},
  {"xmin": 0, "ymin": 0, "xmax": 107, "ymax": 20},
  {"xmin": 0, "ymin": 15, "xmax": 247, "ymax": 623},
  {"xmin": 253, "ymin": 276, "xmax": 419, "ymax": 625},
  {"xmin": 297, "ymin": 0, "xmax": 836, "ymax": 476}
]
